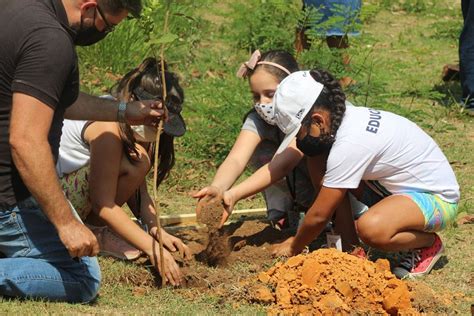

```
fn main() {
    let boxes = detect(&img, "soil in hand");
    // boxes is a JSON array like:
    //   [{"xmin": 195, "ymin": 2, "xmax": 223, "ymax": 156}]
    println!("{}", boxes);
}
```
[
  {"xmin": 195, "ymin": 196, "xmax": 230, "ymax": 266},
  {"xmin": 196, "ymin": 195, "xmax": 223, "ymax": 230},
  {"xmin": 250, "ymin": 248, "xmax": 418, "ymax": 315}
]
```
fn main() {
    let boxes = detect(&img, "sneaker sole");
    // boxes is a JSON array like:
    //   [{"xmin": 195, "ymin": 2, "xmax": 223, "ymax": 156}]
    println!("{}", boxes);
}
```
[{"xmin": 407, "ymin": 243, "xmax": 444, "ymax": 278}]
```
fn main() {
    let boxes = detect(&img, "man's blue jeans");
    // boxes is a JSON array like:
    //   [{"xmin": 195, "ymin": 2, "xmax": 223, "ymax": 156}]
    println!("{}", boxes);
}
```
[
  {"xmin": 460, "ymin": 0, "xmax": 474, "ymax": 108},
  {"xmin": 0, "ymin": 197, "xmax": 101, "ymax": 303}
]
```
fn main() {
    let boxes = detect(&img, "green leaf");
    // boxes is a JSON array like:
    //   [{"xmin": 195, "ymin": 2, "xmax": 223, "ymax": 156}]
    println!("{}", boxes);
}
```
[{"xmin": 149, "ymin": 33, "xmax": 178, "ymax": 45}]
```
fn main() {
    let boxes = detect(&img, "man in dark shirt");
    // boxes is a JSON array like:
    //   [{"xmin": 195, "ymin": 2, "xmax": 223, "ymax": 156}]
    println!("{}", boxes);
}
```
[{"xmin": 0, "ymin": 0, "xmax": 164, "ymax": 302}]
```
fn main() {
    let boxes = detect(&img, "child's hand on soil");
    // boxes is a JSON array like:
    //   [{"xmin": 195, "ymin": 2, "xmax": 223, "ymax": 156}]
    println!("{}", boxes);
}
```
[
  {"xmin": 161, "ymin": 230, "xmax": 192, "ymax": 260},
  {"xmin": 272, "ymin": 237, "xmax": 297, "ymax": 257},
  {"xmin": 148, "ymin": 246, "xmax": 183, "ymax": 286},
  {"xmin": 149, "ymin": 227, "xmax": 192, "ymax": 260}
]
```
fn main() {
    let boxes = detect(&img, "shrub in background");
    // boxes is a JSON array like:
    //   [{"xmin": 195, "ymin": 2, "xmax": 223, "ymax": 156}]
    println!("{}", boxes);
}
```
[{"xmin": 226, "ymin": 0, "xmax": 301, "ymax": 52}]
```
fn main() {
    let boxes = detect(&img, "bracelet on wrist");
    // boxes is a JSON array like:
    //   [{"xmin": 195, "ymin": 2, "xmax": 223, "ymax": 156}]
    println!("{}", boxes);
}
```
[{"xmin": 117, "ymin": 101, "xmax": 127, "ymax": 123}]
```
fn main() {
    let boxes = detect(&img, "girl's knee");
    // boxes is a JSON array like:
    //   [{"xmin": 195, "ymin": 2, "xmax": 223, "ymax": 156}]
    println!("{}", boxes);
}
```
[
  {"xmin": 357, "ymin": 213, "xmax": 392, "ymax": 248},
  {"xmin": 121, "ymin": 150, "xmax": 151, "ymax": 178}
]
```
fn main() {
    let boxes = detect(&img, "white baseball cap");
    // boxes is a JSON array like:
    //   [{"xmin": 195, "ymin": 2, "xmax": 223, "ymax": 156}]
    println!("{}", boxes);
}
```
[{"xmin": 273, "ymin": 70, "xmax": 324, "ymax": 155}]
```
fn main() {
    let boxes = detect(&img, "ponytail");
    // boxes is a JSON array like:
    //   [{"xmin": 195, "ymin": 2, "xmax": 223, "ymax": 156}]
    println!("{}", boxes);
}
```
[{"xmin": 307, "ymin": 69, "xmax": 346, "ymax": 145}]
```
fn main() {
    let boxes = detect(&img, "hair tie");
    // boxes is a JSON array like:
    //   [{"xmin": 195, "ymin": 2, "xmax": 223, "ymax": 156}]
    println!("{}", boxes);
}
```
[{"xmin": 236, "ymin": 50, "xmax": 291, "ymax": 78}]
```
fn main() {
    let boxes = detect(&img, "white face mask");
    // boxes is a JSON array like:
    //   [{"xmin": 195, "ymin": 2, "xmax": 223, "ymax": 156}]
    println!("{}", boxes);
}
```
[
  {"xmin": 131, "ymin": 125, "xmax": 158, "ymax": 142},
  {"xmin": 254, "ymin": 102, "xmax": 276, "ymax": 125}
]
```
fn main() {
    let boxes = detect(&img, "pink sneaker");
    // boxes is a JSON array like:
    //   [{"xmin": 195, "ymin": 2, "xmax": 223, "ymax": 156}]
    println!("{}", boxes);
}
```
[
  {"xmin": 393, "ymin": 234, "xmax": 444, "ymax": 278},
  {"xmin": 90, "ymin": 226, "xmax": 141, "ymax": 261},
  {"xmin": 350, "ymin": 246, "xmax": 368, "ymax": 259}
]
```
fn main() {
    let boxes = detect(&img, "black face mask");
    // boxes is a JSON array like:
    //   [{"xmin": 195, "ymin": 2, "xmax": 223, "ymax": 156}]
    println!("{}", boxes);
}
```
[
  {"xmin": 74, "ymin": 14, "xmax": 108, "ymax": 46},
  {"xmin": 296, "ymin": 133, "xmax": 333, "ymax": 157}
]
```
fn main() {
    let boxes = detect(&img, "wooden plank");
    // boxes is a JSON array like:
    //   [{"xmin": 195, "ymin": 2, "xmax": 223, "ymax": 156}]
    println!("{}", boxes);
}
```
[{"xmin": 158, "ymin": 208, "xmax": 267, "ymax": 226}]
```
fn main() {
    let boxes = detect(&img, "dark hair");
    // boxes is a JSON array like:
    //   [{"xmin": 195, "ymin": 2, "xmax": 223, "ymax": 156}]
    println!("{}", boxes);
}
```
[
  {"xmin": 302, "ymin": 69, "xmax": 346, "ymax": 146},
  {"xmin": 111, "ymin": 57, "xmax": 184, "ymax": 186},
  {"xmin": 249, "ymin": 50, "xmax": 299, "ymax": 82},
  {"xmin": 99, "ymin": 0, "xmax": 142, "ymax": 18}
]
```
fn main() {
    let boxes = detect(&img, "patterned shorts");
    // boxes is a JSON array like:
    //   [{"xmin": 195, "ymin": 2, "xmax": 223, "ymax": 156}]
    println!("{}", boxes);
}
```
[
  {"xmin": 400, "ymin": 192, "xmax": 458, "ymax": 232},
  {"xmin": 60, "ymin": 166, "xmax": 91, "ymax": 221},
  {"xmin": 361, "ymin": 187, "xmax": 458, "ymax": 232}
]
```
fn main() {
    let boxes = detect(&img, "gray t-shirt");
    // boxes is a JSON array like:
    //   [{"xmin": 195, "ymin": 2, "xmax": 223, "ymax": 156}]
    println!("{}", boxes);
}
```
[{"xmin": 242, "ymin": 111, "xmax": 315, "ymax": 209}]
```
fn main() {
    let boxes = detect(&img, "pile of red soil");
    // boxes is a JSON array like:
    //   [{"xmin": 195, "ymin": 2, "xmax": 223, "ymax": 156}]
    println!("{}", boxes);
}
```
[{"xmin": 250, "ymin": 248, "xmax": 418, "ymax": 315}]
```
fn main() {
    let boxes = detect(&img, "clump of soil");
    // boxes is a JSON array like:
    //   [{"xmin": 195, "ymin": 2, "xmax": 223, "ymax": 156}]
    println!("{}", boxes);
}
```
[
  {"xmin": 195, "ymin": 196, "xmax": 231, "ymax": 266},
  {"xmin": 249, "ymin": 248, "xmax": 418, "ymax": 315},
  {"xmin": 196, "ymin": 195, "xmax": 223, "ymax": 230}
]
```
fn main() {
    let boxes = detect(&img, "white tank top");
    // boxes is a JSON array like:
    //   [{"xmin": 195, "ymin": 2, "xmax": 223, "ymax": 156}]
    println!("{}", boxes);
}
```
[
  {"xmin": 56, "ymin": 119, "xmax": 91, "ymax": 177},
  {"xmin": 56, "ymin": 95, "xmax": 115, "ymax": 177}
]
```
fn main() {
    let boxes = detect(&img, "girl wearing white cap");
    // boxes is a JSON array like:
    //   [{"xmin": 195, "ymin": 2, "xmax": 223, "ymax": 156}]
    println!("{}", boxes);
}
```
[
  {"xmin": 56, "ymin": 58, "xmax": 191, "ymax": 286},
  {"xmin": 194, "ymin": 50, "xmax": 365, "ymax": 235},
  {"xmin": 268, "ymin": 69, "xmax": 459, "ymax": 278}
]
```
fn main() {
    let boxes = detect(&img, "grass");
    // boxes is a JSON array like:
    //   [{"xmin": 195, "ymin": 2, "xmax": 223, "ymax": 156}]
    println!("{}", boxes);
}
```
[{"xmin": 6, "ymin": 0, "xmax": 473, "ymax": 313}]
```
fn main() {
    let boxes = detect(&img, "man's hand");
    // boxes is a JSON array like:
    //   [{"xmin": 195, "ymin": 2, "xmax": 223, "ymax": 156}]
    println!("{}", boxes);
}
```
[
  {"xmin": 11, "ymin": 92, "xmax": 99, "ymax": 259},
  {"xmin": 66, "ymin": 93, "xmax": 166, "ymax": 125},
  {"xmin": 57, "ymin": 220, "xmax": 99, "ymax": 258},
  {"xmin": 125, "ymin": 100, "xmax": 166, "ymax": 126}
]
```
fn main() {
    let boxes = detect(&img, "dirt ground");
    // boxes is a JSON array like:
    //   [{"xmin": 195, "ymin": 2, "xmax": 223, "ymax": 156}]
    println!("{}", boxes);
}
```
[{"xmin": 136, "ymin": 219, "xmax": 457, "ymax": 315}]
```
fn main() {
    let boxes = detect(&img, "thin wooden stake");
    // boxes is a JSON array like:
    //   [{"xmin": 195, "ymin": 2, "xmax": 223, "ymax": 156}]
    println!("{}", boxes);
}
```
[{"xmin": 152, "ymin": 9, "xmax": 171, "ymax": 287}]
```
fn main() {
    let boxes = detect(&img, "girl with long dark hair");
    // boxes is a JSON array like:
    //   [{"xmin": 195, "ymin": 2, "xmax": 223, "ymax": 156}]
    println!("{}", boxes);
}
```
[{"xmin": 57, "ymin": 58, "xmax": 190, "ymax": 286}]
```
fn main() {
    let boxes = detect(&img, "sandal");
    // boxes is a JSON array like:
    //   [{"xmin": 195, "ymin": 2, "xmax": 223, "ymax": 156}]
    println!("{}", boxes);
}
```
[{"xmin": 89, "ymin": 225, "xmax": 141, "ymax": 261}]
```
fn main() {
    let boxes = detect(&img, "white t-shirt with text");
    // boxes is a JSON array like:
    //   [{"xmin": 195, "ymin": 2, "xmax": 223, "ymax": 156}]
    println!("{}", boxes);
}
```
[{"xmin": 323, "ymin": 106, "xmax": 460, "ymax": 203}]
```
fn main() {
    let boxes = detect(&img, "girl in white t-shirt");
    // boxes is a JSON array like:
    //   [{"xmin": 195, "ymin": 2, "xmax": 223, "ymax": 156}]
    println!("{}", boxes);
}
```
[
  {"xmin": 57, "ymin": 58, "xmax": 191, "ymax": 286},
  {"xmin": 265, "ymin": 70, "xmax": 459, "ymax": 278}
]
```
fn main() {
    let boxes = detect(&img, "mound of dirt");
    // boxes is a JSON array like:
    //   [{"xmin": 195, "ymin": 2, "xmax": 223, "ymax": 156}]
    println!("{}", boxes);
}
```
[
  {"xmin": 250, "ymin": 248, "xmax": 418, "ymax": 315},
  {"xmin": 105, "ymin": 219, "xmax": 451, "ymax": 314}
]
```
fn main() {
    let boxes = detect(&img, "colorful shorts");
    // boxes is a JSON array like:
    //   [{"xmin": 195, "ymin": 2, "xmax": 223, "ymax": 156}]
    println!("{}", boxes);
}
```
[
  {"xmin": 60, "ymin": 166, "xmax": 91, "ymax": 221},
  {"xmin": 400, "ymin": 192, "xmax": 458, "ymax": 232},
  {"xmin": 361, "ymin": 186, "xmax": 458, "ymax": 232}
]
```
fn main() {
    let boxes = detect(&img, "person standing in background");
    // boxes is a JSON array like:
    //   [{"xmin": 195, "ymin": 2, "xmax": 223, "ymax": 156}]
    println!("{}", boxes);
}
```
[
  {"xmin": 296, "ymin": 0, "xmax": 362, "ymax": 52},
  {"xmin": 295, "ymin": 0, "xmax": 362, "ymax": 87},
  {"xmin": 459, "ymin": 0, "xmax": 474, "ymax": 115}
]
